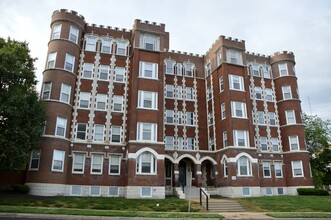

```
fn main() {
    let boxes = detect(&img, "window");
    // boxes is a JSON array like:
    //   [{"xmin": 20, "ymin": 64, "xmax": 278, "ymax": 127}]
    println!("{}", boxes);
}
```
[
  {"xmin": 263, "ymin": 66, "xmax": 271, "ymax": 78},
  {"xmin": 166, "ymin": 84, "xmax": 174, "ymax": 98},
  {"xmin": 55, "ymin": 117, "xmax": 67, "ymax": 137},
  {"xmin": 177, "ymin": 63, "xmax": 182, "ymax": 75},
  {"xmin": 109, "ymin": 155, "xmax": 121, "ymax": 174},
  {"xmin": 277, "ymin": 188, "xmax": 284, "ymax": 195},
  {"xmin": 229, "ymin": 75, "xmax": 244, "ymax": 91},
  {"xmin": 237, "ymin": 156, "xmax": 252, "ymax": 176},
  {"xmin": 254, "ymin": 87, "xmax": 262, "ymax": 100},
  {"xmin": 101, "ymin": 38, "xmax": 112, "ymax": 53},
  {"xmin": 71, "ymin": 186, "xmax": 82, "ymax": 196},
  {"xmin": 233, "ymin": 130, "xmax": 249, "ymax": 147},
  {"xmin": 289, "ymin": 135, "xmax": 299, "ymax": 151},
  {"xmin": 184, "ymin": 63, "xmax": 193, "ymax": 77},
  {"xmin": 216, "ymin": 50, "xmax": 222, "ymax": 66},
  {"xmin": 79, "ymin": 92, "xmax": 90, "ymax": 108},
  {"xmin": 257, "ymin": 111, "xmax": 265, "ymax": 125},
  {"xmin": 42, "ymin": 82, "xmax": 52, "ymax": 100},
  {"xmin": 165, "ymin": 60, "xmax": 175, "ymax": 74},
  {"xmin": 205, "ymin": 63, "xmax": 211, "ymax": 77},
  {"xmin": 60, "ymin": 84, "xmax": 71, "ymax": 103},
  {"xmin": 251, "ymin": 64, "xmax": 259, "ymax": 76},
  {"xmin": 91, "ymin": 154, "xmax": 103, "ymax": 174},
  {"xmin": 223, "ymin": 158, "xmax": 228, "ymax": 177},
  {"xmin": 187, "ymin": 137, "xmax": 195, "ymax": 150},
  {"xmin": 51, "ymin": 24, "xmax": 61, "ymax": 40},
  {"xmin": 83, "ymin": 63, "xmax": 93, "ymax": 78},
  {"xmin": 221, "ymin": 103, "xmax": 226, "ymax": 120},
  {"xmin": 94, "ymin": 125, "xmax": 104, "ymax": 142},
  {"xmin": 165, "ymin": 136, "xmax": 174, "ymax": 149},
  {"xmin": 139, "ymin": 61, "xmax": 158, "ymax": 79},
  {"xmin": 231, "ymin": 102, "xmax": 247, "ymax": 118},
  {"xmin": 29, "ymin": 149, "xmax": 41, "ymax": 170},
  {"xmin": 260, "ymin": 137, "xmax": 268, "ymax": 151},
  {"xmin": 207, "ymin": 86, "xmax": 212, "ymax": 100},
  {"xmin": 141, "ymin": 187, "xmax": 152, "ymax": 197},
  {"xmin": 292, "ymin": 161, "xmax": 303, "ymax": 177},
  {"xmin": 208, "ymin": 111, "xmax": 214, "ymax": 125},
  {"xmin": 72, "ymin": 152, "xmax": 85, "ymax": 173},
  {"xmin": 113, "ymin": 95, "xmax": 123, "ymax": 112},
  {"xmin": 85, "ymin": 36, "xmax": 97, "ymax": 51},
  {"xmin": 52, "ymin": 149, "xmax": 65, "ymax": 172},
  {"xmin": 266, "ymin": 188, "xmax": 273, "ymax": 195},
  {"xmin": 242, "ymin": 187, "xmax": 250, "ymax": 196},
  {"xmin": 269, "ymin": 112, "xmax": 276, "ymax": 126},
  {"xmin": 178, "ymin": 137, "xmax": 184, "ymax": 149},
  {"xmin": 166, "ymin": 110, "xmax": 174, "ymax": 124},
  {"xmin": 116, "ymin": 40, "xmax": 127, "ymax": 56},
  {"xmin": 76, "ymin": 123, "xmax": 87, "ymax": 140},
  {"xmin": 96, "ymin": 94, "xmax": 107, "ymax": 110},
  {"xmin": 111, "ymin": 126, "xmax": 121, "ymax": 143},
  {"xmin": 186, "ymin": 87, "xmax": 194, "ymax": 100},
  {"xmin": 279, "ymin": 63, "xmax": 288, "ymax": 76},
  {"xmin": 210, "ymin": 138, "xmax": 215, "ymax": 151},
  {"xmin": 186, "ymin": 112, "xmax": 194, "ymax": 125},
  {"xmin": 136, "ymin": 152, "xmax": 156, "ymax": 174},
  {"xmin": 282, "ymin": 86, "xmax": 292, "ymax": 99},
  {"xmin": 265, "ymin": 88, "xmax": 273, "ymax": 101},
  {"xmin": 99, "ymin": 65, "xmax": 109, "ymax": 80},
  {"xmin": 138, "ymin": 91, "xmax": 158, "ymax": 109},
  {"xmin": 262, "ymin": 162, "xmax": 271, "ymax": 177},
  {"xmin": 69, "ymin": 25, "xmax": 79, "ymax": 43},
  {"xmin": 223, "ymin": 131, "xmax": 228, "ymax": 147},
  {"xmin": 177, "ymin": 86, "xmax": 183, "ymax": 99},
  {"xmin": 226, "ymin": 49, "xmax": 243, "ymax": 65},
  {"xmin": 285, "ymin": 110, "xmax": 296, "ymax": 124},
  {"xmin": 47, "ymin": 52, "xmax": 57, "ymax": 68},
  {"xmin": 137, "ymin": 123, "xmax": 157, "ymax": 142},
  {"xmin": 219, "ymin": 76, "xmax": 224, "ymax": 92},
  {"xmin": 271, "ymin": 137, "xmax": 279, "ymax": 151},
  {"xmin": 274, "ymin": 161, "xmax": 283, "ymax": 178},
  {"xmin": 177, "ymin": 111, "xmax": 183, "ymax": 124},
  {"xmin": 64, "ymin": 53, "xmax": 75, "ymax": 72},
  {"xmin": 109, "ymin": 187, "xmax": 119, "ymax": 197},
  {"xmin": 114, "ymin": 67, "xmax": 125, "ymax": 82},
  {"xmin": 140, "ymin": 33, "xmax": 160, "ymax": 51},
  {"xmin": 90, "ymin": 186, "xmax": 101, "ymax": 196}
]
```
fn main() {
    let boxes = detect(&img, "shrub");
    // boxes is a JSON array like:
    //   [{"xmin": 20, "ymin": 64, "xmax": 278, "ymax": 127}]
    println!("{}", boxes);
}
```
[
  {"xmin": 11, "ymin": 184, "xmax": 29, "ymax": 193},
  {"xmin": 297, "ymin": 188, "xmax": 329, "ymax": 196}
]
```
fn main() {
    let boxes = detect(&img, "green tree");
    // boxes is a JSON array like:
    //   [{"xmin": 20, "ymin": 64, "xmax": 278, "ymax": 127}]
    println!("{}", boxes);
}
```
[
  {"xmin": 0, "ymin": 37, "xmax": 46, "ymax": 171},
  {"xmin": 303, "ymin": 113, "xmax": 331, "ymax": 187}
]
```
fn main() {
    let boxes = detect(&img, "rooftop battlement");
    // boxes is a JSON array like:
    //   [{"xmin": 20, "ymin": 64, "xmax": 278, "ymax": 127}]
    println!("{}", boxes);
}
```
[
  {"xmin": 246, "ymin": 51, "xmax": 268, "ymax": 58},
  {"xmin": 273, "ymin": 51, "xmax": 294, "ymax": 56},
  {"xmin": 164, "ymin": 48, "xmax": 202, "ymax": 57},
  {"xmin": 135, "ymin": 19, "xmax": 165, "ymax": 28},
  {"xmin": 86, "ymin": 23, "xmax": 131, "ymax": 33},
  {"xmin": 54, "ymin": 9, "xmax": 85, "ymax": 20}
]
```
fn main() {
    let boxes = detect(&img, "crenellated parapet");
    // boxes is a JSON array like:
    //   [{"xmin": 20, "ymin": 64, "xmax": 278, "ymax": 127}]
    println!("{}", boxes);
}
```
[
  {"xmin": 52, "ymin": 9, "xmax": 86, "ymax": 29},
  {"xmin": 270, "ymin": 51, "xmax": 295, "ymax": 65}
]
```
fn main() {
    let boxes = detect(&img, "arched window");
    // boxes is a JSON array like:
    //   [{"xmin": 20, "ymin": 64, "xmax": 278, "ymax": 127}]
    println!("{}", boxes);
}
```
[
  {"xmin": 101, "ymin": 37, "xmax": 112, "ymax": 54},
  {"xmin": 136, "ymin": 152, "xmax": 156, "ymax": 174},
  {"xmin": 85, "ymin": 35, "xmax": 97, "ymax": 52},
  {"xmin": 236, "ymin": 156, "xmax": 252, "ymax": 176},
  {"xmin": 222, "ymin": 158, "xmax": 228, "ymax": 177},
  {"xmin": 165, "ymin": 59, "xmax": 175, "ymax": 75}
]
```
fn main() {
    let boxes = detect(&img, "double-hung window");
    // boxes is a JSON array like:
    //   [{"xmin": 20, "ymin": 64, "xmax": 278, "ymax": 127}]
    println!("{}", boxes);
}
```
[
  {"xmin": 263, "ymin": 66, "xmax": 271, "ymax": 78},
  {"xmin": 136, "ymin": 152, "xmax": 156, "ymax": 174},
  {"xmin": 231, "ymin": 101, "xmax": 247, "ymax": 118},
  {"xmin": 139, "ymin": 61, "xmax": 158, "ymax": 79},
  {"xmin": 72, "ymin": 152, "xmax": 85, "ymax": 173},
  {"xmin": 42, "ymin": 82, "xmax": 52, "ymax": 100},
  {"xmin": 177, "ymin": 86, "xmax": 183, "ymax": 99},
  {"xmin": 226, "ymin": 49, "xmax": 243, "ymax": 65},
  {"xmin": 137, "ymin": 123, "xmax": 157, "ymax": 142},
  {"xmin": 116, "ymin": 40, "xmax": 127, "ymax": 55},
  {"xmin": 55, "ymin": 117, "xmax": 67, "ymax": 137},
  {"xmin": 271, "ymin": 137, "xmax": 279, "ymax": 151},
  {"xmin": 177, "ymin": 111, "xmax": 183, "ymax": 124},
  {"xmin": 289, "ymin": 135, "xmax": 299, "ymax": 151},
  {"xmin": 60, "ymin": 84, "xmax": 71, "ymax": 103},
  {"xmin": 64, "ymin": 53, "xmax": 75, "ymax": 72},
  {"xmin": 91, "ymin": 154, "xmax": 103, "ymax": 174},
  {"xmin": 76, "ymin": 123, "xmax": 87, "ymax": 140},
  {"xmin": 233, "ymin": 130, "xmax": 249, "ymax": 147},
  {"xmin": 205, "ymin": 63, "xmax": 211, "ymax": 77},
  {"xmin": 94, "ymin": 125, "xmax": 104, "ymax": 142},
  {"xmin": 166, "ymin": 110, "xmax": 174, "ymax": 124},
  {"xmin": 184, "ymin": 63, "xmax": 193, "ymax": 77},
  {"xmin": 279, "ymin": 63, "xmax": 288, "ymax": 76},
  {"xmin": 221, "ymin": 103, "xmax": 226, "ymax": 120},
  {"xmin": 292, "ymin": 161, "xmax": 303, "ymax": 177},
  {"xmin": 252, "ymin": 64, "xmax": 259, "ymax": 76},
  {"xmin": 260, "ymin": 137, "xmax": 268, "ymax": 151},
  {"xmin": 47, "ymin": 52, "xmax": 57, "ymax": 69},
  {"xmin": 282, "ymin": 86, "xmax": 292, "ymax": 99},
  {"xmin": 257, "ymin": 111, "xmax": 265, "ymax": 125},
  {"xmin": 111, "ymin": 126, "xmax": 121, "ymax": 143},
  {"xmin": 263, "ymin": 162, "xmax": 271, "ymax": 178},
  {"xmin": 165, "ymin": 136, "xmax": 174, "ymax": 149},
  {"xmin": 109, "ymin": 155, "xmax": 121, "ymax": 174},
  {"xmin": 85, "ymin": 36, "xmax": 97, "ymax": 51},
  {"xmin": 274, "ymin": 161, "xmax": 283, "ymax": 178},
  {"xmin": 51, "ymin": 24, "xmax": 61, "ymax": 40},
  {"xmin": 265, "ymin": 88, "xmax": 273, "ymax": 101},
  {"xmin": 186, "ymin": 112, "xmax": 194, "ymax": 126},
  {"xmin": 99, "ymin": 65, "xmax": 109, "ymax": 80},
  {"xmin": 29, "ymin": 149, "xmax": 41, "ymax": 170},
  {"xmin": 69, "ymin": 25, "xmax": 79, "ymax": 43},
  {"xmin": 177, "ymin": 137, "xmax": 184, "ymax": 149},
  {"xmin": 223, "ymin": 131, "xmax": 228, "ymax": 147},
  {"xmin": 113, "ymin": 95, "xmax": 123, "ymax": 112},
  {"xmin": 254, "ymin": 87, "xmax": 262, "ymax": 100},
  {"xmin": 138, "ymin": 91, "xmax": 157, "ymax": 109},
  {"xmin": 229, "ymin": 75, "xmax": 244, "ymax": 91},
  {"xmin": 114, "ymin": 67, "xmax": 125, "ymax": 82},
  {"xmin": 96, "ymin": 94, "xmax": 107, "ymax": 110},
  {"xmin": 52, "ymin": 149, "xmax": 65, "ymax": 172},
  {"xmin": 269, "ymin": 112, "xmax": 276, "ymax": 126},
  {"xmin": 83, "ymin": 63, "xmax": 93, "ymax": 78},
  {"xmin": 187, "ymin": 137, "xmax": 195, "ymax": 150},
  {"xmin": 166, "ymin": 84, "xmax": 174, "ymax": 98},
  {"xmin": 101, "ymin": 38, "xmax": 112, "ymax": 53},
  {"xmin": 165, "ymin": 60, "xmax": 175, "ymax": 74},
  {"xmin": 208, "ymin": 111, "xmax": 214, "ymax": 125},
  {"xmin": 207, "ymin": 86, "xmax": 212, "ymax": 100},
  {"xmin": 177, "ymin": 63, "xmax": 182, "ymax": 75},
  {"xmin": 140, "ymin": 34, "xmax": 160, "ymax": 51},
  {"xmin": 186, "ymin": 87, "xmax": 194, "ymax": 100},
  {"xmin": 237, "ymin": 156, "xmax": 252, "ymax": 176},
  {"xmin": 285, "ymin": 110, "xmax": 296, "ymax": 124},
  {"xmin": 79, "ymin": 92, "xmax": 90, "ymax": 108},
  {"xmin": 219, "ymin": 76, "xmax": 224, "ymax": 92}
]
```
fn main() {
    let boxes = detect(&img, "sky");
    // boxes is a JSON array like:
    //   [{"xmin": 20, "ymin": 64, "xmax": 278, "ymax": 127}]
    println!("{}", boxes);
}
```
[{"xmin": 1, "ymin": 0, "xmax": 330, "ymax": 120}]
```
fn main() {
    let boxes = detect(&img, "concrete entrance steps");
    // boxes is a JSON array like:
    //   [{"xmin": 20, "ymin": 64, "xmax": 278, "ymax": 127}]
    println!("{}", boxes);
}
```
[
  {"xmin": 204, "ymin": 199, "xmax": 247, "ymax": 212},
  {"xmin": 184, "ymin": 186, "xmax": 200, "ymax": 199}
]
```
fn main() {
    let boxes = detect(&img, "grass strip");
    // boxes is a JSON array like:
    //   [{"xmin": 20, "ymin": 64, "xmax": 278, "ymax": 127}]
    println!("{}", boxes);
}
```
[
  {"xmin": 267, "ymin": 212, "xmax": 331, "ymax": 218},
  {"xmin": 0, "ymin": 206, "xmax": 223, "ymax": 218}
]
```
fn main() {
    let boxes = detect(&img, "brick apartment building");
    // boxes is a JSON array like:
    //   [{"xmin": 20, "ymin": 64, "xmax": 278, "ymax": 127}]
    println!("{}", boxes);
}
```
[{"xmin": 25, "ymin": 9, "xmax": 314, "ymax": 198}]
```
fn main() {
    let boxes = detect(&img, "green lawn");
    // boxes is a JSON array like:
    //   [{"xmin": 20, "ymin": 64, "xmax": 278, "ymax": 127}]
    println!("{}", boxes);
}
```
[{"xmin": 237, "ymin": 195, "xmax": 331, "ymax": 212}]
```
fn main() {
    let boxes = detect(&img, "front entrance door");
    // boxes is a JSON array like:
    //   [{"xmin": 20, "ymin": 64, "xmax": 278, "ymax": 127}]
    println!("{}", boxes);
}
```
[{"xmin": 179, "ymin": 161, "xmax": 186, "ymax": 188}]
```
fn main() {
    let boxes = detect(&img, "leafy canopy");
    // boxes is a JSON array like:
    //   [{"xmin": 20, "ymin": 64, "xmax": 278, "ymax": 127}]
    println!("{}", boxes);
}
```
[{"xmin": 0, "ymin": 37, "xmax": 46, "ymax": 171}]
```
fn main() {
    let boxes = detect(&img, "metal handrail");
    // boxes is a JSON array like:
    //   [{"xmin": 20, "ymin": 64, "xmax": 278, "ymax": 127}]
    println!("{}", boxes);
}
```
[{"xmin": 199, "ymin": 187, "xmax": 209, "ymax": 211}]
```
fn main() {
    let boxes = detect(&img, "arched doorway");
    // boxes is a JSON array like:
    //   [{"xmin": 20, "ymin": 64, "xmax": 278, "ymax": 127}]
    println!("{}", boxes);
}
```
[
  {"xmin": 201, "ymin": 160, "xmax": 215, "ymax": 187},
  {"xmin": 179, "ymin": 159, "xmax": 195, "ymax": 188}
]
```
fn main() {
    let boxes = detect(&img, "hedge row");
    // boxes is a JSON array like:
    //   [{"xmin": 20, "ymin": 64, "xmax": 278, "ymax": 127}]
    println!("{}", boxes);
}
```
[{"xmin": 297, "ymin": 188, "xmax": 329, "ymax": 196}]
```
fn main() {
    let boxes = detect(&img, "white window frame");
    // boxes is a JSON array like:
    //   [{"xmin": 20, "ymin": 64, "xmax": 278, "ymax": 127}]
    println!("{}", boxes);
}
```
[
  {"xmin": 165, "ymin": 136, "xmax": 174, "ymax": 149},
  {"xmin": 96, "ymin": 94, "xmax": 107, "ymax": 110},
  {"xmin": 166, "ymin": 84, "xmax": 174, "ymax": 98},
  {"xmin": 271, "ymin": 137, "xmax": 279, "ymax": 152},
  {"xmin": 263, "ymin": 66, "xmax": 271, "ymax": 78},
  {"xmin": 99, "ymin": 65, "xmax": 109, "ymax": 80},
  {"xmin": 178, "ymin": 137, "xmax": 184, "ymax": 149},
  {"xmin": 285, "ymin": 110, "xmax": 296, "ymax": 124},
  {"xmin": 51, "ymin": 24, "xmax": 61, "ymax": 40},
  {"xmin": 94, "ymin": 125, "xmax": 104, "ymax": 142},
  {"xmin": 64, "ymin": 53, "xmax": 75, "ymax": 72},
  {"xmin": 113, "ymin": 95, "xmax": 123, "ymax": 112},
  {"xmin": 260, "ymin": 137, "xmax": 268, "ymax": 151},
  {"xmin": 205, "ymin": 63, "xmax": 211, "ymax": 77},
  {"xmin": 71, "ymin": 186, "xmax": 82, "ymax": 196},
  {"xmin": 265, "ymin": 88, "xmax": 273, "ymax": 101},
  {"xmin": 208, "ymin": 111, "xmax": 214, "ymax": 125},
  {"xmin": 136, "ymin": 152, "xmax": 157, "ymax": 174},
  {"xmin": 79, "ymin": 92, "xmax": 90, "ymax": 108},
  {"xmin": 282, "ymin": 86, "xmax": 292, "ymax": 100},
  {"xmin": 219, "ymin": 76, "xmax": 224, "ymax": 92},
  {"xmin": 262, "ymin": 162, "xmax": 271, "ymax": 178},
  {"xmin": 114, "ymin": 67, "xmax": 125, "ymax": 82},
  {"xmin": 221, "ymin": 103, "xmax": 226, "ymax": 120},
  {"xmin": 184, "ymin": 63, "xmax": 193, "ymax": 77},
  {"xmin": 165, "ymin": 60, "xmax": 175, "ymax": 74},
  {"xmin": 274, "ymin": 161, "xmax": 283, "ymax": 178},
  {"xmin": 166, "ymin": 110, "xmax": 174, "ymax": 124},
  {"xmin": 141, "ymin": 187, "xmax": 152, "ymax": 197},
  {"xmin": 177, "ymin": 111, "xmax": 183, "ymax": 125},
  {"xmin": 257, "ymin": 111, "xmax": 265, "ymax": 125},
  {"xmin": 116, "ymin": 40, "xmax": 127, "ymax": 56},
  {"xmin": 111, "ymin": 126, "xmax": 121, "ymax": 143},
  {"xmin": 223, "ymin": 131, "xmax": 228, "ymax": 147},
  {"xmin": 291, "ymin": 161, "xmax": 304, "ymax": 177},
  {"xmin": 186, "ymin": 87, "xmax": 194, "ymax": 100},
  {"xmin": 138, "ymin": 90, "xmax": 158, "ymax": 110},
  {"xmin": 231, "ymin": 101, "xmax": 247, "ymax": 118},
  {"xmin": 251, "ymin": 64, "xmax": 260, "ymax": 77},
  {"xmin": 76, "ymin": 123, "xmax": 87, "ymax": 140},
  {"xmin": 229, "ymin": 74, "xmax": 244, "ymax": 91},
  {"xmin": 85, "ymin": 36, "xmax": 97, "ymax": 52},
  {"xmin": 237, "ymin": 156, "xmax": 252, "ymax": 176},
  {"xmin": 223, "ymin": 158, "xmax": 228, "ymax": 177},
  {"xmin": 289, "ymin": 135, "xmax": 299, "ymax": 151},
  {"xmin": 233, "ymin": 130, "xmax": 249, "ymax": 147},
  {"xmin": 227, "ymin": 49, "xmax": 243, "ymax": 65},
  {"xmin": 140, "ymin": 33, "xmax": 160, "ymax": 51},
  {"xmin": 51, "ymin": 149, "xmax": 65, "ymax": 172},
  {"xmin": 42, "ymin": 82, "xmax": 52, "ymax": 100},
  {"xmin": 60, "ymin": 83, "xmax": 71, "ymax": 103},
  {"xmin": 72, "ymin": 152, "xmax": 86, "ymax": 174},
  {"xmin": 55, "ymin": 117, "xmax": 67, "ymax": 137},
  {"xmin": 279, "ymin": 63, "xmax": 288, "ymax": 76},
  {"xmin": 187, "ymin": 137, "xmax": 195, "ymax": 150},
  {"xmin": 254, "ymin": 87, "xmax": 262, "ymax": 100},
  {"xmin": 207, "ymin": 86, "xmax": 212, "ymax": 100},
  {"xmin": 139, "ymin": 61, "xmax": 158, "ymax": 79},
  {"xmin": 83, "ymin": 63, "xmax": 93, "ymax": 78},
  {"xmin": 186, "ymin": 111, "xmax": 194, "ymax": 126},
  {"xmin": 90, "ymin": 186, "xmax": 101, "ymax": 196},
  {"xmin": 47, "ymin": 52, "xmax": 57, "ymax": 69},
  {"xmin": 269, "ymin": 112, "xmax": 276, "ymax": 126},
  {"xmin": 91, "ymin": 154, "xmax": 104, "ymax": 174},
  {"xmin": 69, "ymin": 25, "xmax": 79, "ymax": 43},
  {"xmin": 108, "ymin": 187, "xmax": 119, "ymax": 197},
  {"xmin": 176, "ymin": 63, "xmax": 182, "ymax": 75},
  {"xmin": 242, "ymin": 187, "xmax": 251, "ymax": 196},
  {"xmin": 137, "ymin": 123, "xmax": 157, "ymax": 142},
  {"xmin": 109, "ymin": 155, "xmax": 121, "ymax": 175},
  {"xmin": 101, "ymin": 38, "xmax": 112, "ymax": 54},
  {"xmin": 29, "ymin": 149, "xmax": 41, "ymax": 170}
]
